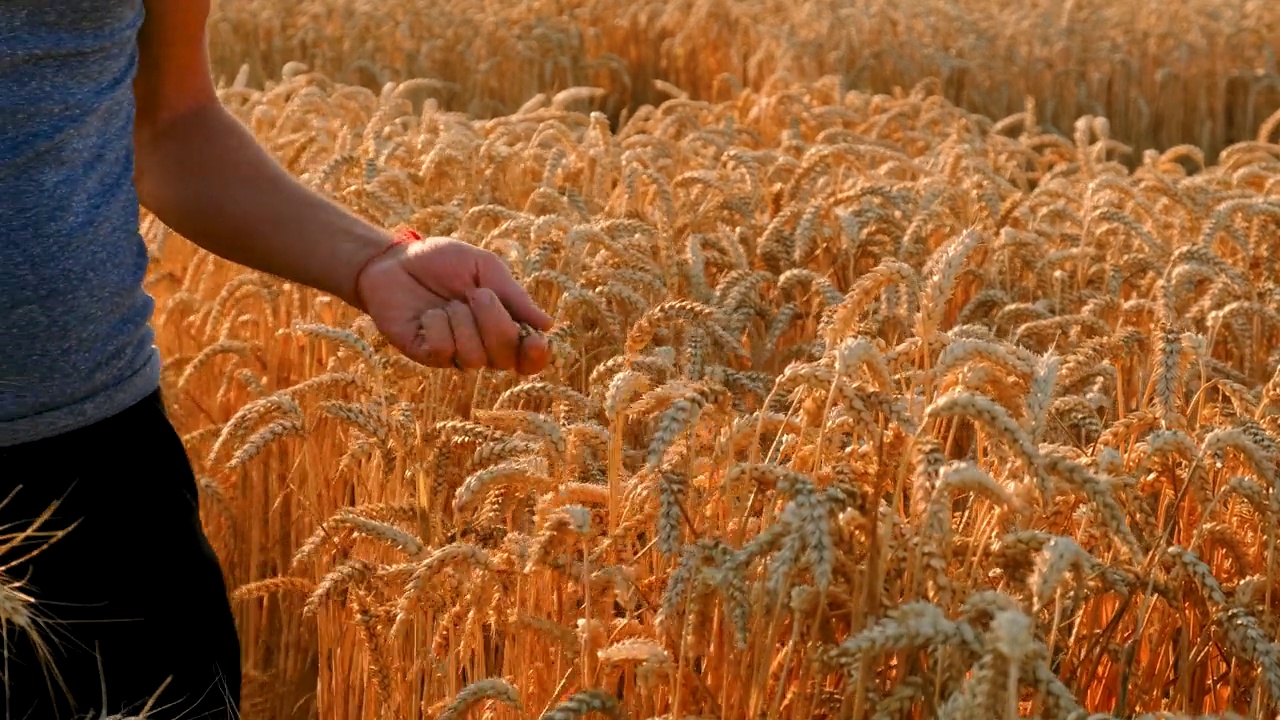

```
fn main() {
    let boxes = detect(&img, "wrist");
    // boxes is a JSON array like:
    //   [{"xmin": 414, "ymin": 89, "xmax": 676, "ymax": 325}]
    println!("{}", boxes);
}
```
[{"xmin": 349, "ymin": 227, "xmax": 423, "ymax": 313}]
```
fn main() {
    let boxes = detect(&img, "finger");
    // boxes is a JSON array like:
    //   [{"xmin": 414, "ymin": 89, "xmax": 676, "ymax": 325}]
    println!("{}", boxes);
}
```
[
  {"xmin": 417, "ymin": 308, "xmax": 456, "ymax": 368},
  {"xmin": 516, "ymin": 326, "xmax": 551, "ymax": 375},
  {"xmin": 475, "ymin": 251, "xmax": 554, "ymax": 331},
  {"xmin": 445, "ymin": 301, "xmax": 487, "ymax": 370},
  {"xmin": 467, "ymin": 288, "xmax": 519, "ymax": 372}
]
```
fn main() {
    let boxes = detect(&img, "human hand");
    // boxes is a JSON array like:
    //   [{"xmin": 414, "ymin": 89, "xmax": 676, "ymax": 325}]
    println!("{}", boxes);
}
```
[{"xmin": 354, "ymin": 230, "xmax": 554, "ymax": 374}]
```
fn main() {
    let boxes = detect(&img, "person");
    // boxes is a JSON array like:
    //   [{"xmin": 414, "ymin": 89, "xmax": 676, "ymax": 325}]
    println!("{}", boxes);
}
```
[{"xmin": 0, "ymin": 1, "xmax": 554, "ymax": 718}]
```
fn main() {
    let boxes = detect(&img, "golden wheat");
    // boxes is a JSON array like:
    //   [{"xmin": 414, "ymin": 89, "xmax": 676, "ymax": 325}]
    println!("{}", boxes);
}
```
[{"xmin": 21, "ymin": 2, "xmax": 1267, "ymax": 718}]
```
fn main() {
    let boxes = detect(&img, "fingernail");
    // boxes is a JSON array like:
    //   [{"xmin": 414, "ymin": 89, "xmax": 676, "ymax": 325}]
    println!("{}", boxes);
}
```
[
  {"xmin": 468, "ymin": 288, "xmax": 492, "ymax": 305},
  {"xmin": 525, "ymin": 333, "xmax": 548, "ymax": 355},
  {"xmin": 517, "ymin": 335, "xmax": 549, "ymax": 375}
]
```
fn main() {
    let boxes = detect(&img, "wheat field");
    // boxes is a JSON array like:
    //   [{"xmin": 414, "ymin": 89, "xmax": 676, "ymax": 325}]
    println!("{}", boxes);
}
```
[{"xmin": 45, "ymin": 0, "xmax": 1280, "ymax": 718}]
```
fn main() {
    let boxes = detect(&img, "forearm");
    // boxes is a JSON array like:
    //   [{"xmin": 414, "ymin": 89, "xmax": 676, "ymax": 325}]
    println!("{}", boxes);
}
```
[{"xmin": 133, "ymin": 101, "xmax": 390, "ymax": 309}]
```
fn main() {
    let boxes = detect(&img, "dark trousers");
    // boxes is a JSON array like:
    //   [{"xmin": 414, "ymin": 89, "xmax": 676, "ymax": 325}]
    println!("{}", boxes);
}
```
[{"xmin": 0, "ymin": 391, "xmax": 241, "ymax": 719}]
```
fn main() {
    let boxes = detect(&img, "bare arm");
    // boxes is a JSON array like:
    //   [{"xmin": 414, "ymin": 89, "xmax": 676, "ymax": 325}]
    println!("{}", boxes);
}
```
[
  {"xmin": 130, "ymin": 0, "xmax": 553, "ymax": 373},
  {"xmin": 132, "ymin": 0, "xmax": 390, "ymax": 310}
]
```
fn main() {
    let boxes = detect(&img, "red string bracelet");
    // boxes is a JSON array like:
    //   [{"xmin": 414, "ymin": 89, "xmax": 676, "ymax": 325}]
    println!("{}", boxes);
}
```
[{"xmin": 353, "ymin": 227, "xmax": 423, "ymax": 312}]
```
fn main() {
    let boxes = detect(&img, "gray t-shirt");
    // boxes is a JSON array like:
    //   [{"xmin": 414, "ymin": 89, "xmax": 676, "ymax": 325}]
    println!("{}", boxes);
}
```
[{"xmin": 0, "ymin": 1, "xmax": 161, "ymax": 445}]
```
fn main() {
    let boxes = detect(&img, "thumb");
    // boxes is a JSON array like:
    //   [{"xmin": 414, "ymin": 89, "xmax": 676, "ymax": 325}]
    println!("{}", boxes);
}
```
[{"xmin": 474, "ymin": 250, "xmax": 554, "ymax": 331}]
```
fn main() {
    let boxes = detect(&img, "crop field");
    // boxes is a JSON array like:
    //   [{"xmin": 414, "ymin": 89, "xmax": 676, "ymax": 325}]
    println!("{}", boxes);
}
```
[{"xmin": 137, "ymin": 0, "xmax": 1280, "ymax": 718}]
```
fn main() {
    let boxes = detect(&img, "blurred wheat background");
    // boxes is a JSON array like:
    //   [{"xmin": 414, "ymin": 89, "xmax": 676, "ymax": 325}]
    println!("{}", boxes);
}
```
[
  {"xmin": 208, "ymin": 0, "xmax": 1280, "ymax": 162},
  {"xmin": 111, "ymin": 0, "xmax": 1280, "ymax": 718}
]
